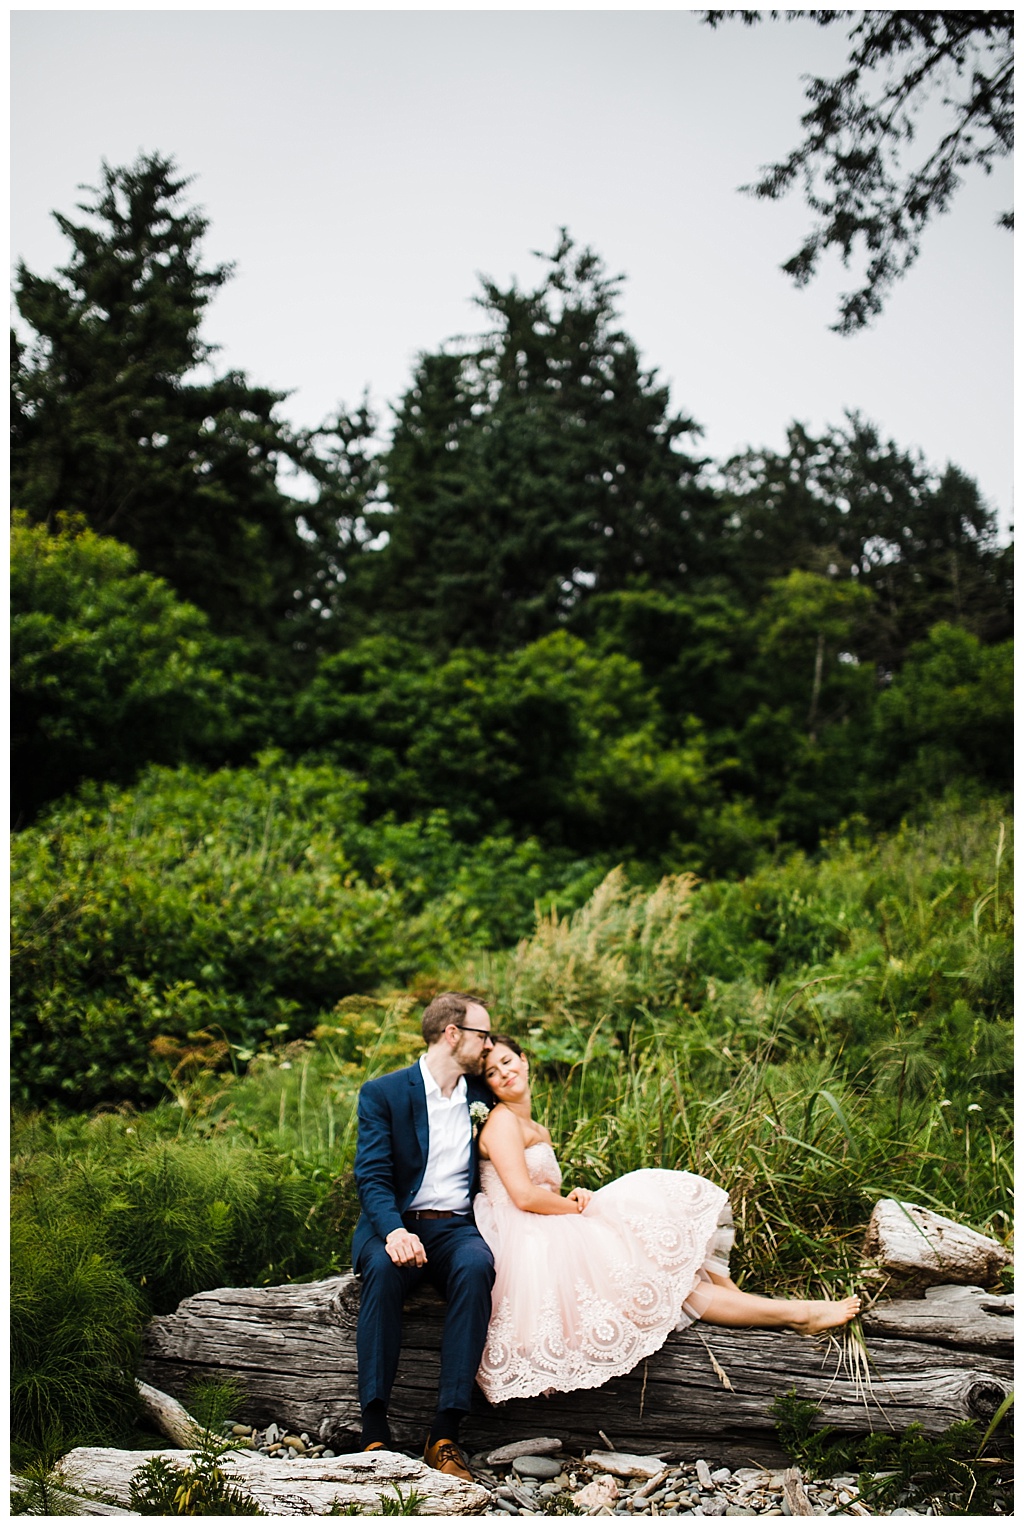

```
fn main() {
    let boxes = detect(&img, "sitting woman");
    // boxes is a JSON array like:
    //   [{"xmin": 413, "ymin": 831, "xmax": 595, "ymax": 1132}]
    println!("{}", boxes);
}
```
[{"xmin": 473, "ymin": 1036, "xmax": 860, "ymax": 1404}]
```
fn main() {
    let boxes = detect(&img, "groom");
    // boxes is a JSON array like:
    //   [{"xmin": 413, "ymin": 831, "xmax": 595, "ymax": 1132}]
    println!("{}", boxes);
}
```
[{"xmin": 351, "ymin": 990, "xmax": 496, "ymax": 1481}]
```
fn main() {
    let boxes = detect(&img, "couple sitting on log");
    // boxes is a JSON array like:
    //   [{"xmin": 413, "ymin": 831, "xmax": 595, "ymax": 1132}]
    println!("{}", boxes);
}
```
[{"xmin": 353, "ymin": 992, "xmax": 860, "ymax": 1482}]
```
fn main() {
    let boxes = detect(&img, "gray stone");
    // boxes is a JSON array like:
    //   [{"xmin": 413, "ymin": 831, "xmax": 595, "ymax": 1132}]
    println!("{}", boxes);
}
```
[
  {"xmin": 513, "ymin": 1455, "xmax": 562, "ymax": 1480},
  {"xmin": 711, "ymin": 1469, "xmax": 732, "ymax": 1484},
  {"xmin": 488, "ymin": 1437, "xmax": 563, "ymax": 1465}
]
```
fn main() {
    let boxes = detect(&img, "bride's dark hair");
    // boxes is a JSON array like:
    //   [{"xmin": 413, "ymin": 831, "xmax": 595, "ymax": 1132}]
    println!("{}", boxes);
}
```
[{"xmin": 487, "ymin": 1033, "xmax": 524, "ymax": 1058}]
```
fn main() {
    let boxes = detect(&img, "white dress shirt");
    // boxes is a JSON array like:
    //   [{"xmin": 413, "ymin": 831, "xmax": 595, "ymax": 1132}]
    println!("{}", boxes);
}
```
[{"xmin": 406, "ymin": 1055, "xmax": 473, "ymax": 1213}]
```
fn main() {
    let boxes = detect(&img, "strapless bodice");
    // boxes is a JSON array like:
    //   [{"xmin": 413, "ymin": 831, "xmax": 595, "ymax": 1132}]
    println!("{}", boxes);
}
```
[{"xmin": 479, "ymin": 1141, "xmax": 562, "ymax": 1206}]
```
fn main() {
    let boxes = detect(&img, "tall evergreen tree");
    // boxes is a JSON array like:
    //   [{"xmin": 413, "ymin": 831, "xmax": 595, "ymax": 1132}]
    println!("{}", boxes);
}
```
[
  {"xmin": 342, "ymin": 233, "xmax": 723, "ymax": 650},
  {"xmin": 720, "ymin": 413, "xmax": 1010, "ymax": 666},
  {"xmin": 11, "ymin": 153, "xmax": 333, "ymax": 652}
]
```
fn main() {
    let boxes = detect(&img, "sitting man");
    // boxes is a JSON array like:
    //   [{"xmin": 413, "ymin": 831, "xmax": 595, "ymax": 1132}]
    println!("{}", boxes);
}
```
[{"xmin": 352, "ymin": 990, "xmax": 495, "ymax": 1480}]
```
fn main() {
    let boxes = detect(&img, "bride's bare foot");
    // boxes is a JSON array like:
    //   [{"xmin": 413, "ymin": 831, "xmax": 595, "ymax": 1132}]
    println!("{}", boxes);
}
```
[{"xmin": 790, "ymin": 1295, "xmax": 861, "ymax": 1334}]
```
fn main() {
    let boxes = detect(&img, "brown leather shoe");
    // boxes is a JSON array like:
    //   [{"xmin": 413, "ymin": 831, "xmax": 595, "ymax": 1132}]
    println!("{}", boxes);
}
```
[{"xmin": 423, "ymin": 1436, "xmax": 472, "ymax": 1482}]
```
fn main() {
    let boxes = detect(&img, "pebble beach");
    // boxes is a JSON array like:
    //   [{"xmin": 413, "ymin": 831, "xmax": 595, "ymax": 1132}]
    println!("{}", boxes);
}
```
[{"xmin": 216, "ymin": 1422, "xmax": 1012, "ymax": 1515}]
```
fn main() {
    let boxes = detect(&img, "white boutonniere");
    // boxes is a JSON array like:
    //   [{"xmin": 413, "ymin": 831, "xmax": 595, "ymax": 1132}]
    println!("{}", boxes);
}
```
[{"xmin": 469, "ymin": 1101, "xmax": 491, "ymax": 1133}]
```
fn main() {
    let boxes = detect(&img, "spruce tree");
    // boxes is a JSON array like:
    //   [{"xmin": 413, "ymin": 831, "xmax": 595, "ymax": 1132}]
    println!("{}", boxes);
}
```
[
  {"xmin": 11, "ymin": 153, "xmax": 326, "ymax": 651},
  {"xmin": 720, "ymin": 414, "xmax": 1009, "ymax": 666},
  {"xmin": 343, "ymin": 232, "xmax": 723, "ymax": 650}
]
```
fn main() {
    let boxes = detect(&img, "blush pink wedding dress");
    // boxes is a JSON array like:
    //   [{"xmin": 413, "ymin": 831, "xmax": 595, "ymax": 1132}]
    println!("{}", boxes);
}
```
[{"xmin": 473, "ymin": 1141, "xmax": 734, "ymax": 1403}]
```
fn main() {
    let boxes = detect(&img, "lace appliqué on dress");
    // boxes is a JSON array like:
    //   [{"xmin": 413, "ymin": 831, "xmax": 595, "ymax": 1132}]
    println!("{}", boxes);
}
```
[{"xmin": 474, "ymin": 1145, "xmax": 733, "ymax": 1403}]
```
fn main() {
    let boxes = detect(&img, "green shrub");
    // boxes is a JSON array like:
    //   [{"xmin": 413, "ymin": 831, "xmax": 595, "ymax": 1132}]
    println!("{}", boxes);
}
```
[
  {"xmin": 868, "ymin": 625, "xmax": 1013, "ymax": 815},
  {"xmin": 771, "ymin": 1392, "xmax": 1013, "ymax": 1515},
  {"xmin": 11, "ymin": 1187, "xmax": 143, "ymax": 1454},
  {"xmin": 12, "ymin": 1110, "xmax": 337, "ymax": 1315},
  {"xmin": 11, "ymin": 515, "xmax": 242, "ymax": 825},
  {"xmin": 129, "ymin": 1379, "xmax": 264, "ymax": 1515},
  {"xmin": 10, "ymin": 754, "xmax": 591, "ymax": 1107}
]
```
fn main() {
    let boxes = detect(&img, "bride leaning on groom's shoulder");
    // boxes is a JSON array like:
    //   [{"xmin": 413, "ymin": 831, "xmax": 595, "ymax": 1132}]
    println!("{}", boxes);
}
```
[{"xmin": 349, "ymin": 993, "xmax": 860, "ymax": 1478}]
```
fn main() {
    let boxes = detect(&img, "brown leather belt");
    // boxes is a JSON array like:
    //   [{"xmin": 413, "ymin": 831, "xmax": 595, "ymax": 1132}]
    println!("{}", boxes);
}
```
[{"xmin": 404, "ymin": 1209, "xmax": 470, "ymax": 1221}]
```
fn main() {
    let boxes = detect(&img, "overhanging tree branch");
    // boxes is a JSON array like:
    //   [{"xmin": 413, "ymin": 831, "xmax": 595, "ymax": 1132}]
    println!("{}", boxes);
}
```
[{"xmin": 705, "ymin": 11, "xmax": 1014, "ymax": 332}]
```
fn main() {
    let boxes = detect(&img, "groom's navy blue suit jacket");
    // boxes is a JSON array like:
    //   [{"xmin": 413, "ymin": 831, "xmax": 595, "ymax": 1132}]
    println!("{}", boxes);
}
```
[{"xmin": 351, "ymin": 1061, "xmax": 492, "ymax": 1268}]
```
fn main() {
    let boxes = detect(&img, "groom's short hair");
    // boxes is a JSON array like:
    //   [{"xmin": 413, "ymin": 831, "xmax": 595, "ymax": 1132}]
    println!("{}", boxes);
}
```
[{"xmin": 421, "ymin": 991, "xmax": 486, "ymax": 1045}]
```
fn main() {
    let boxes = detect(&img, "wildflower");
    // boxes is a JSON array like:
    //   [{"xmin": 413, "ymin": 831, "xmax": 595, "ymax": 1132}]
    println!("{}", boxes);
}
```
[
  {"xmin": 966, "ymin": 1103, "xmax": 982, "ymax": 1113},
  {"xmin": 939, "ymin": 1099, "xmax": 952, "ymax": 1107}
]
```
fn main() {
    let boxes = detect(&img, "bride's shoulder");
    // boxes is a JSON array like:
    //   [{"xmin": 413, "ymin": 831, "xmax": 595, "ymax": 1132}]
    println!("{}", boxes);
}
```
[{"xmin": 478, "ymin": 1101, "xmax": 516, "ymax": 1151}]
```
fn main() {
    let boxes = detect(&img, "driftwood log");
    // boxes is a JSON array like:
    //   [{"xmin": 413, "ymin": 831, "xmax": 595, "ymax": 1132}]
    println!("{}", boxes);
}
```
[
  {"xmin": 861, "ymin": 1283, "xmax": 1013, "ymax": 1353},
  {"xmin": 863, "ymin": 1199, "xmax": 1011, "ymax": 1294},
  {"xmin": 56, "ymin": 1445, "xmax": 489, "ymax": 1516},
  {"xmin": 135, "ymin": 1378, "xmax": 196, "ymax": 1448},
  {"xmin": 9, "ymin": 1471, "xmax": 135, "ymax": 1515},
  {"xmin": 140, "ymin": 1269, "xmax": 1013, "ymax": 1467}
]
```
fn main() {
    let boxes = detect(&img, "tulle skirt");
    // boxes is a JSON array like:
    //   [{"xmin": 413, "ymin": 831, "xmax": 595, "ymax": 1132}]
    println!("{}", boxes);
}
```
[{"xmin": 474, "ymin": 1164, "xmax": 733, "ymax": 1403}]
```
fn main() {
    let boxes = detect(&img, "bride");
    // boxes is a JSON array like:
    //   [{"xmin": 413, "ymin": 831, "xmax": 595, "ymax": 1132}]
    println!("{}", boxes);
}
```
[{"xmin": 473, "ymin": 1036, "xmax": 860, "ymax": 1404}]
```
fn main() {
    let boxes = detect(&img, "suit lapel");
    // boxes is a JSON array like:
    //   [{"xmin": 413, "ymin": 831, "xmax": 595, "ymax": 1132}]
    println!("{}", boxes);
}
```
[{"xmin": 408, "ymin": 1061, "xmax": 429, "ymax": 1169}]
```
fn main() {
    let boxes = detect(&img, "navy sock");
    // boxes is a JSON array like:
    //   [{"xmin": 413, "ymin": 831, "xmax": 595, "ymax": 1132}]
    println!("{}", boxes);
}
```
[
  {"xmin": 360, "ymin": 1400, "xmax": 391, "ymax": 1447},
  {"xmin": 428, "ymin": 1408, "xmax": 464, "ymax": 1446}
]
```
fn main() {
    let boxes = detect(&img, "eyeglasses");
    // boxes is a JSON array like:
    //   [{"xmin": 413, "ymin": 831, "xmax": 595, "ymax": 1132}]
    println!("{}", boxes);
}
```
[{"xmin": 453, "ymin": 1024, "xmax": 492, "ymax": 1040}]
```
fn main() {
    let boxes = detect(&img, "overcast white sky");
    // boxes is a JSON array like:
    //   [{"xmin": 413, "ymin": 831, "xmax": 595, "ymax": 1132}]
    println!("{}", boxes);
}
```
[{"xmin": 11, "ymin": 8, "xmax": 1014, "ymax": 534}]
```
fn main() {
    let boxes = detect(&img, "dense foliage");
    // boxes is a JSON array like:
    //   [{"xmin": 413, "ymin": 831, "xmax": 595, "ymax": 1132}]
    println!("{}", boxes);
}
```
[
  {"xmin": 11, "ymin": 755, "xmax": 596, "ymax": 1107},
  {"xmin": 10, "ymin": 154, "xmax": 1012, "ymax": 1482},
  {"xmin": 11, "ymin": 799, "xmax": 1012, "ymax": 1456},
  {"xmin": 11, "ymin": 155, "xmax": 1011, "ymax": 837}
]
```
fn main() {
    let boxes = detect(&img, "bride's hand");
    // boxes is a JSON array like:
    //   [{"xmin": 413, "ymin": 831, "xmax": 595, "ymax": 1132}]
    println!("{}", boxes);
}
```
[{"xmin": 567, "ymin": 1188, "xmax": 593, "ymax": 1212}]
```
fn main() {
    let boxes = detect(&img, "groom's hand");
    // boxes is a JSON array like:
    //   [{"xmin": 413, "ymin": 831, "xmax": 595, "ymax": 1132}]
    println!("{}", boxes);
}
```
[{"xmin": 385, "ymin": 1228, "xmax": 427, "ymax": 1267}]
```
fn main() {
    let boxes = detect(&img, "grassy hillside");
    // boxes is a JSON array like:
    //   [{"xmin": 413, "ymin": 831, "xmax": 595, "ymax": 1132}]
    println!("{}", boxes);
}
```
[{"xmin": 11, "ymin": 795, "xmax": 1012, "ymax": 1459}]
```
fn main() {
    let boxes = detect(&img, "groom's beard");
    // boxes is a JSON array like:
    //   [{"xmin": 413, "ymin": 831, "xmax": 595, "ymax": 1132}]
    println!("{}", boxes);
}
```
[{"xmin": 455, "ymin": 1039, "xmax": 489, "ymax": 1077}]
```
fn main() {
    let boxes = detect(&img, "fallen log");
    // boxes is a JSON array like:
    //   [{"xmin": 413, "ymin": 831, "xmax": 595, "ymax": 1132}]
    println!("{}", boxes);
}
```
[
  {"xmin": 57, "ymin": 1445, "xmax": 490, "ymax": 1516},
  {"xmin": 861, "ymin": 1284, "xmax": 1013, "ymax": 1354},
  {"xmin": 9, "ymin": 1471, "xmax": 135, "ymax": 1515},
  {"xmin": 140, "ymin": 1269, "xmax": 1013, "ymax": 1466},
  {"xmin": 863, "ymin": 1199, "xmax": 1011, "ymax": 1293},
  {"xmin": 135, "ymin": 1378, "xmax": 196, "ymax": 1448}
]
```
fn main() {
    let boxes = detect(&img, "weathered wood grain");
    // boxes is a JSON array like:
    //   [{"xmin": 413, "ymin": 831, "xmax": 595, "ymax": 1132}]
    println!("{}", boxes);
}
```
[
  {"xmin": 139, "ymin": 1272, "xmax": 1013, "ymax": 1464},
  {"xmin": 861, "ymin": 1285, "xmax": 1013, "ymax": 1354},
  {"xmin": 135, "ymin": 1379, "xmax": 197, "ymax": 1448},
  {"xmin": 57, "ymin": 1446, "xmax": 490, "ymax": 1516},
  {"xmin": 863, "ymin": 1199, "xmax": 1010, "ymax": 1292}
]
